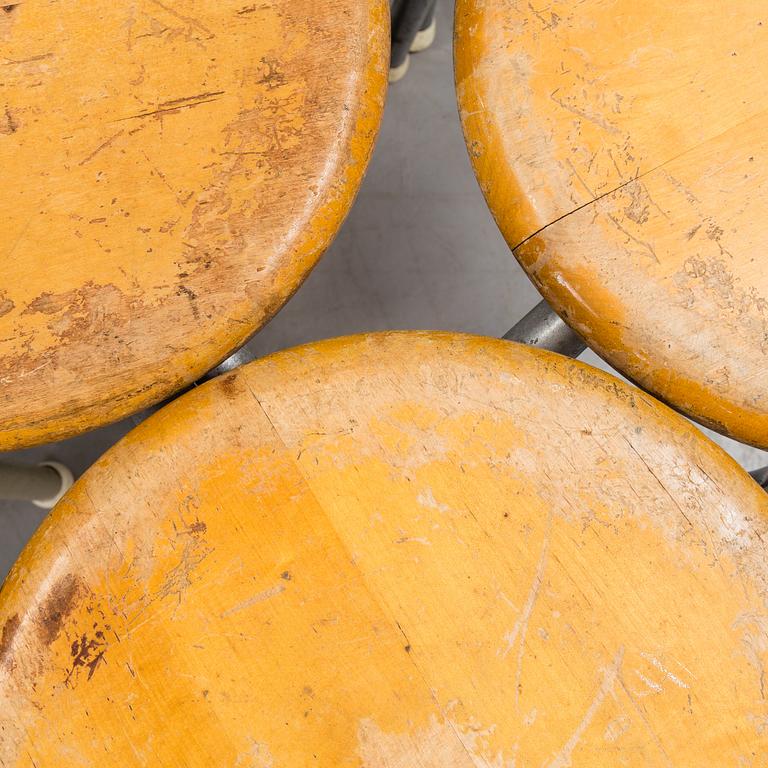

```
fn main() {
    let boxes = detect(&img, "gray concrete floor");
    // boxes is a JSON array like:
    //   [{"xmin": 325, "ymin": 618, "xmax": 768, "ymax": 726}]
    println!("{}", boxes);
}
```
[{"xmin": 2, "ymin": 0, "xmax": 766, "ymax": 580}]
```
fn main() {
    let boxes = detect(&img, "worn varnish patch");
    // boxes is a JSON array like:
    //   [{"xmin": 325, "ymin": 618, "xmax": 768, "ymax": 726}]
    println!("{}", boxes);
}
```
[
  {"xmin": 357, "ymin": 716, "xmax": 482, "ymax": 766},
  {"xmin": 456, "ymin": 0, "xmax": 768, "ymax": 447},
  {"xmin": 1, "ymin": 333, "xmax": 766, "ymax": 765},
  {"xmin": 0, "ymin": 293, "xmax": 14, "ymax": 318},
  {"xmin": 0, "ymin": 0, "xmax": 388, "ymax": 449}
]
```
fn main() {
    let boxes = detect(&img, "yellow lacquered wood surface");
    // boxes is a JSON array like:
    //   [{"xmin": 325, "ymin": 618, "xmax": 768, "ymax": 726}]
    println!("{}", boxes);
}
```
[
  {"xmin": 455, "ymin": 0, "xmax": 768, "ymax": 448},
  {"xmin": 0, "ymin": 0, "xmax": 388, "ymax": 449},
  {"xmin": 1, "ymin": 332, "xmax": 767, "ymax": 765}
]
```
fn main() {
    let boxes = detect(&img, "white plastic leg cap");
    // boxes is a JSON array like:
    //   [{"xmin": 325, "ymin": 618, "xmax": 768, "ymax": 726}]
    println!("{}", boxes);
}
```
[
  {"xmin": 389, "ymin": 54, "xmax": 410, "ymax": 83},
  {"xmin": 410, "ymin": 17, "xmax": 436, "ymax": 53},
  {"xmin": 32, "ymin": 461, "xmax": 75, "ymax": 510}
]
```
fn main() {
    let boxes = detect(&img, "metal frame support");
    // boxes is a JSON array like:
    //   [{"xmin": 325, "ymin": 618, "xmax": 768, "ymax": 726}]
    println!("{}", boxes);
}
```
[
  {"xmin": 750, "ymin": 466, "xmax": 768, "ymax": 490},
  {"xmin": 503, "ymin": 300, "xmax": 587, "ymax": 358},
  {"xmin": 0, "ymin": 461, "xmax": 74, "ymax": 509},
  {"xmin": 124, "ymin": 347, "xmax": 258, "ymax": 425},
  {"xmin": 200, "ymin": 347, "xmax": 255, "ymax": 383}
]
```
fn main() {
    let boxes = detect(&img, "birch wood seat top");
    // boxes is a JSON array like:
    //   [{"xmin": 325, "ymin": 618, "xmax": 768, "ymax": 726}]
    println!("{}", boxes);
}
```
[
  {"xmin": 1, "ymin": 333, "xmax": 767, "ymax": 766},
  {"xmin": 0, "ymin": 0, "xmax": 387, "ymax": 449},
  {"xmin": 455, "ymin": 0, "xmax": 768, "ymax": 448}
]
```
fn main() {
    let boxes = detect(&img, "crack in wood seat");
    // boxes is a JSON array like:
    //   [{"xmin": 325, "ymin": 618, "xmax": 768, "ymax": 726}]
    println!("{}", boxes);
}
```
[
  {"xmin": 455, "ymin": 0, "xmax": 768, "ymax": 448},
  {"xmin": 1, "ymin": 333, "xmax": 766, "ymax": 765},
  {"xmin": 0, "ymin": 0, "xmax": 387, "ymax": 449}
]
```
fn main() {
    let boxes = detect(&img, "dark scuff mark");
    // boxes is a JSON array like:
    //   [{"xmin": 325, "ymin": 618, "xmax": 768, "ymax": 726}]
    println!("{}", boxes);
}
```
[
  {"xmin": 114, "ymin": 91, "xmax": 225, "ymax": 123},
  {"xmin": 66, "ymin": 630, "xmax": 108, "ymax": 685},
  {"xmin": 0, "ymin": 613, "xmax": 20, "ymax": 667},
  {"xmin": 220, "ymin": 373, "xmax": 239, "ymax": 397},
  {"xmin": 177, "ymin": 284, "xmax": 200, "ymax": 320},
  {"xmin": 184, "ymin": 520, "xmax": 207, "ymax": 535},
  {"xmin": 37, "ymin": 573, "xmax": 82, "ymax": 646},
  {"xmin": 0, "ymin": 106, "xmax": 18, "ymax": 135}
]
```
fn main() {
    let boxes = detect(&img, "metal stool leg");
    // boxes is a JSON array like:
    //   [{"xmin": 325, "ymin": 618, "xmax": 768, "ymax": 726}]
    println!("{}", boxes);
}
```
[
  {"xmin": 507, "ymin": 305, "xmax": 768, "ymax": 495},
  {"xmin": 503, "ymin": 300, "xmax": 587, "ymax": 358},
  {"xmin": 409, "ymin": 0, "xmax": 437, "ymax": 53},
  {"xmin": 750, "ymin": 466, "xmax": 768, "ymax": 490},
  {"xmin": 201, "ymin": 347, "xmax": 255, "ymax": 382},
  {"xmin": 390, "ymin": 0, "xmax": 433, "ymax": 82},
  {"xmin": 0, "ymin": 461, "xmax": 74, "ymax": 509}
]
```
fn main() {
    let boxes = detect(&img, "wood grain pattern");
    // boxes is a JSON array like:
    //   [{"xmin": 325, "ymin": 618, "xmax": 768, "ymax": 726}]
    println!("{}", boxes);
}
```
[
  {"xmin": 1, "ymin": 332, "xmax": 767, "ymax": 765},
  {"xmin": 455, "ymin": 0, "xmax": 768, "ymax": 448},
  {"xmin": 0, "ymin": 0, "xmax": 388, "ymax": 449}
]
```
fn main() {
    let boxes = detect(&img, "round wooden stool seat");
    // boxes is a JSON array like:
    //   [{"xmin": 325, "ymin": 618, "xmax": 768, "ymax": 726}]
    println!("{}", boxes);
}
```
[
  {"xmin": 455, "ymin": 0, "xmax": 768, "ymax": 448},
  {"xmin": 2, "ymin": 333, "xmax": 766, "ymax": 765},
  {"xmin": 0, "ymin": 0, "xmax": 387, "ymax": 449}
]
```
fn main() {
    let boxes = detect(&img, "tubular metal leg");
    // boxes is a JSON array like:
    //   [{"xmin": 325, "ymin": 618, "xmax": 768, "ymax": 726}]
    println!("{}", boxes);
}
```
[
  {"xmin": 750, "ymin": 466, "xmax": 768, "ymax": 491},
  {"xmin": 126, "ymin": 347, "xmax": 258, "ymax": 421},
  {"xmin": 504, "ymin": 300, "xmax": 587, "ymax": 358},
  {"xmin": 200, "ymin": 347, "xmax": 255, "ymax": 384},
  {"xmin": 0, "ymin": 461, "xmax": 74, "ymax": 508},
  {"xmin": 508, "ymin": 304, "xmax": 767, "ymax": 493},
  {"xmin": 390, "ymin": 0, "xmax": 433, "ymax": 78},
  {"xmin": 410, "ymin": 0, "xmax": 437, "ymax": 54}
]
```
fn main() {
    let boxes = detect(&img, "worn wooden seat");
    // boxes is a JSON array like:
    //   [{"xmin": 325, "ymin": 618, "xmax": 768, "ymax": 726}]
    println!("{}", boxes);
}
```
[
  {"xmin": 0, "ymin": 0, "xmax": 387, "ymax": 449},
  {"xmin": 455, "ymin": 0, "xmax": 768, "ymax": 448},
  {"xmin": 1, "ymin": 333, "xmax": 766, "ymax": 765}
]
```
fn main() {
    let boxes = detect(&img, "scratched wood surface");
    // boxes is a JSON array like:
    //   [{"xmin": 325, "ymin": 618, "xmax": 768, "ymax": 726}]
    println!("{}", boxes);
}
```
[
  {"xmin": 1, "ymin": 332, "xmax": 767, "ymax": 765},
  {"xmin": 455, "ymin": 0, "xmax": 768, "ymax": 449},
  {"xmin": 0, "ymin": 0, "xmax": 388, "ymax": 449}
]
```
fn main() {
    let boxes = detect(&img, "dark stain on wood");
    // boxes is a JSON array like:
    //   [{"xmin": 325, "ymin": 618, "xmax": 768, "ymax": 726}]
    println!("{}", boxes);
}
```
[
  {"xmin": 0, "ymin": 613, "xmax": 20, "ymax": 667},
  {"xmin": 0, "ymin": 106, "xmax": 18, "ymax": 135},
  {"xmin": 220, "ymin": 373, "xmax": 239, "ymax": 397},
  {"xmin": 37, "ymin": 573, "xmax": 82, "ymax": 646},
  {"xmin": 66, "ymin": 630, "xmax": 107, "ymax": 685}
]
